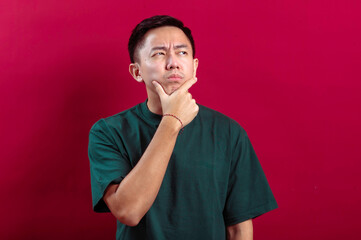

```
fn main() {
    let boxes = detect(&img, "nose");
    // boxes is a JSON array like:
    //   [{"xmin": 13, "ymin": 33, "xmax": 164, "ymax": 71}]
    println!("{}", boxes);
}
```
[{"xmin": 166, "ymin": 53, "xmax": 179, "ymax": 70}]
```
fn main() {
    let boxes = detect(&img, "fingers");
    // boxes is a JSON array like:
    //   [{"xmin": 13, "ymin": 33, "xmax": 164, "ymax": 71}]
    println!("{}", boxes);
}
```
[
  {"xmin": 152, "ymin": 81, "xmax": 167, "ymax": 99},
  {"xmin": 178, "ymin": 77, "xmax": 198, "ymax": 93}
]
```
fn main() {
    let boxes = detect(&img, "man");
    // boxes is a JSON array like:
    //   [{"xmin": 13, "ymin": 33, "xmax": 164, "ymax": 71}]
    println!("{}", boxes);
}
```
[{"xmin": 88, "ymin": 15, "xmax": 278, "ymax": 240}]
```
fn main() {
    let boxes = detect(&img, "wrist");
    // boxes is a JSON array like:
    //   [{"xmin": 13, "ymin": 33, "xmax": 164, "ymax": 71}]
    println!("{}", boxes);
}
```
[{"xmin": 160, "ymin": 114, "xmax": 183, "ymax": 134}]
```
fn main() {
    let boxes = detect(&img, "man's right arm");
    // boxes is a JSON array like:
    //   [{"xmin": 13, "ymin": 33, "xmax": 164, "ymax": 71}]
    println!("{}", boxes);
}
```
[{"xmin": 103, "ymin": 78, "xmax": 198, "ymax": 226}]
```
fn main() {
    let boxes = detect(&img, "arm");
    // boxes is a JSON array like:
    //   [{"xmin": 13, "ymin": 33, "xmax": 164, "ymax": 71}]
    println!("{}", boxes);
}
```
[
  {"xmin": 103, "ymin": 78, "xmax": 198, "ymax": 226},
  {"xmin": 226, "ymin": 219, "xmax": 253, "ymax": 240}
]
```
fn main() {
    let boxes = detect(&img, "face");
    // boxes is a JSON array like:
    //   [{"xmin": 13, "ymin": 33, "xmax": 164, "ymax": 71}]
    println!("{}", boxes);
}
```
[{"xmin": 130, "ymin": 26, "xmax": 198, "ymax": 95}]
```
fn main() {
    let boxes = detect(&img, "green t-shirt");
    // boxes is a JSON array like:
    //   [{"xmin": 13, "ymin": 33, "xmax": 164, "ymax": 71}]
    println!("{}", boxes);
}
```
[{"xmin": 88, "ymin": 100, "xmax": 278, "ymax": 240}]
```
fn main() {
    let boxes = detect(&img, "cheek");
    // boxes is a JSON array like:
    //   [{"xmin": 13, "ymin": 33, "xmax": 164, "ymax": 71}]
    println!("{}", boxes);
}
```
[
  {"xmin": 141, "ymin": 63, "xmax": 161, "ymax": 79},
  {"xmin": 184, "ymin": 62, "xmax": 195, "ymax": 77}
]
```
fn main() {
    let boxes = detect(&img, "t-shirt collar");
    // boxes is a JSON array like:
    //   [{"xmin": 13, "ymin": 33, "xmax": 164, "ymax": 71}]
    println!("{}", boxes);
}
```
[{"xmin": 138, "ymin": 99, "xmax": 162, "ymax": 126}]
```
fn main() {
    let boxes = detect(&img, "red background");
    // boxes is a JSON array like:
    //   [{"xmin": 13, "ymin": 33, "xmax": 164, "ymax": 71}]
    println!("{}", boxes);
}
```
[{"xmin": 1, "ymin": 1, "xmax": 360, "ymax": 239}]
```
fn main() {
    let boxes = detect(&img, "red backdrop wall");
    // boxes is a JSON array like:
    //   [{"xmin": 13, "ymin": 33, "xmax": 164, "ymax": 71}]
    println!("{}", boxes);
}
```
[{"xmin": 1, "ymin": 1, "xmax": 360, "ymax": 239}]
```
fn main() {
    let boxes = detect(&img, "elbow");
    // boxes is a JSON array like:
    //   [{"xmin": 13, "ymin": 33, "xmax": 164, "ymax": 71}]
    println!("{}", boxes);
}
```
[
  {"xmin": 114, "ymin": 208, "xmax": 142, "ymax": 227},
  {"xmin": 120, "ymin": 216, "xmax": 141, "ymax": 227},
  {"xmin": 104, "ymin": 187, "xmax": 145, "ymax": 227}
]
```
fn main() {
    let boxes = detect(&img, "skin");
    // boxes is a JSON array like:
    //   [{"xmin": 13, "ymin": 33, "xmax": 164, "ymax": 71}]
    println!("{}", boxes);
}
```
[
  {"xmin": 227, "ymin": 219, "xmax": 253, "ymax": 240},
  {"xmin": 103, "ymin": 26, "xmax": 253, "ymax": 239},
  {"xmin": 129, "ymin": 26, "xmax": 199, "ymax": 116}
]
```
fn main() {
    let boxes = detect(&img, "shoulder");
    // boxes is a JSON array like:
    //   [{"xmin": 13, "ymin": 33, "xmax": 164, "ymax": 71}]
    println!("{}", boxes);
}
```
[
  {"xmin": 89, "ymin": 104, "xmax": 140, "ymax": 135},
  {"xmin": 197, "ymin": 104, "xmax": 247, "ymax": 136}
]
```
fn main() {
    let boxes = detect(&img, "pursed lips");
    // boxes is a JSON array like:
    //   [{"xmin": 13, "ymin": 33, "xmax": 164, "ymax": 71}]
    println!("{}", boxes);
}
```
[{"xmin": 167, "ymin": 73, "xmax": 183, "ymax": 81}]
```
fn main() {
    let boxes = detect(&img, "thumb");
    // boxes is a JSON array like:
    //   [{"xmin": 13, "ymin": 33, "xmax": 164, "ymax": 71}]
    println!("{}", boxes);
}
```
[{"xmin": 152, "ymin": 81, "xmax": 167, "ymax": 99}]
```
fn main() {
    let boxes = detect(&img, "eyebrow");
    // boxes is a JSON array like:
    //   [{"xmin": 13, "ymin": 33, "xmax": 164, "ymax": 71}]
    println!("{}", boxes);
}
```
[{"xmin": 150, "ymin": 44, "xmax": 189, "ymax": 52}]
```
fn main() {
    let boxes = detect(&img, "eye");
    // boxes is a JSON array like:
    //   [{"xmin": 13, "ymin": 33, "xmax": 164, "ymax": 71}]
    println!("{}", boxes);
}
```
[
  {"xmin": 179, "ymin": 51, "xmax": 187, "ymax": 55},
  {"xmin": 153, "ymin": 52, "xmax": 165, "ymax": 57}
]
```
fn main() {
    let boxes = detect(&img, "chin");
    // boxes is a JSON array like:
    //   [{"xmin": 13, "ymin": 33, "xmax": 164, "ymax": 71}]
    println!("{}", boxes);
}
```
[
  {"xmin": 168, "ymin": 86, "xmax": 180, "ymax": 95},
  {"xmin": 164, "ymin": 83, "xmax": 181, "ymax": 95}
]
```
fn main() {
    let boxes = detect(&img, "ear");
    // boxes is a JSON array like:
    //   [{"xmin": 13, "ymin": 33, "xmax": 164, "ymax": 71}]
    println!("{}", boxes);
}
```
[
  {"xmin": 129, "ymin": 63, "xmax": 143, "ymax": 83},
  {"xmin": 193, "ymin": 58, "xmax": 199, "ymax": 78}
]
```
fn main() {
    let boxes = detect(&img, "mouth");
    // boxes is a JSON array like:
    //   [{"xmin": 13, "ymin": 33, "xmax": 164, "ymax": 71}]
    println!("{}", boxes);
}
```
[{"xmin": 167, "ymin": 73, "xmax": 183, "ymax": 81}]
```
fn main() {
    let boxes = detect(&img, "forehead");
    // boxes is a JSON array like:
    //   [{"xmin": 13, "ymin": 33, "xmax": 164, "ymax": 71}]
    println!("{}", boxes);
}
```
[{"xmin": 142, "ymin": 26, "xmax": 191, "ymax": 49}]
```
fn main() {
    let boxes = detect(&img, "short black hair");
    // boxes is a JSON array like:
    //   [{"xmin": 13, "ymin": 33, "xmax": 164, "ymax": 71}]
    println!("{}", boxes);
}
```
[{"xmin": 128, "ymin": 15, "xmax": 195, "ymax": 63}]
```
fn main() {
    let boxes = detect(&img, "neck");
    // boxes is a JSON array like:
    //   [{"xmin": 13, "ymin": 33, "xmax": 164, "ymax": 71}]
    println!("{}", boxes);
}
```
[{"xmin": 146, "ymin": 88, "xmax": 163, "ymax": 115}]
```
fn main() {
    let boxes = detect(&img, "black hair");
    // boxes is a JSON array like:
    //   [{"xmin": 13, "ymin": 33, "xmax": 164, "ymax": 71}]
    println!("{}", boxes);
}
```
[{"xmin": 128, "ymin": 15, "xmax": 195, "ymax": 63}]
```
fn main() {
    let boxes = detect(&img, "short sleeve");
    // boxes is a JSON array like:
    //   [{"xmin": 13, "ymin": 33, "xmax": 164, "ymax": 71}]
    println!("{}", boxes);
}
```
[
  {"xmin": 223, "ymin": 124, "xmax": 278, "ymax": 226},
  {"xmin": 88, "ymin": 119, "xmax": 132, "ymax": 212}
]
